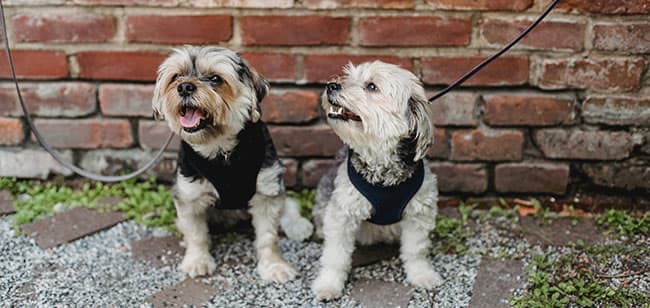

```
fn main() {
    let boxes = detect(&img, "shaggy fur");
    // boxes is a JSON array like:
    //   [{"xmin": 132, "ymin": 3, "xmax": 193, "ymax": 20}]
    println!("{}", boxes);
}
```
[
  {"xmin": 153, "ymin": 46, "xmax": 313, "ymax": 282},
  {"xmin": 311, "ymin": 61, "xmax": 441, "ymax": 300}
]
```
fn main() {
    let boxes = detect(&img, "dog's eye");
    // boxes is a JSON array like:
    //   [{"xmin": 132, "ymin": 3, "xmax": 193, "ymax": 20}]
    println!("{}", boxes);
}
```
[
  {"xmin": 209, "ymin": 75, "xmax": 223, "ymax": 84},
  {"xmin": 366, "ymin": 82, "xmax": 378, "ymax": 92},
  {"xmin": 171, "ymin": 74, "xmax": 179, "ymax": 82}
]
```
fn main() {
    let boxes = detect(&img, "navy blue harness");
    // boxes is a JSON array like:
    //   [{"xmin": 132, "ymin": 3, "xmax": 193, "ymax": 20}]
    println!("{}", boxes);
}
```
[{"xmin": 347, "ymin": 150, "xmax": 425, "ymax": 225}]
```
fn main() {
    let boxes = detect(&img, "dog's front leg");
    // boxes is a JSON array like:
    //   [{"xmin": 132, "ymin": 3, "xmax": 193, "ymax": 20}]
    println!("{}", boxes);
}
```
[
  {"xmin": 399, "ymin": 213, "xmax": 443, "ymax": 289},
  {"xmin": 312, "ymin": 204, "xmax": 361, "ymax": 301},
  {"xmin": 176, "ymin": 198, "xmax": 217, "ymax": 278},
  {"xmin": 249, "ymin": 193, "xmax": 297, "ymax": 283}
]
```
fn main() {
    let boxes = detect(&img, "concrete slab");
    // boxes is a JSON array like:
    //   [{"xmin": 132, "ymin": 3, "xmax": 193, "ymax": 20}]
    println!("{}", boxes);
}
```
[
  {"xmin": 146, "ymin": 278, "xmax": 226, "ymax": 307},
  {"xmin": 469, "ymin": 258, "xmax": 524, "ymax": 308},
  {"xmin": 519, "ymin": 216, "xmax": 605, "ymax": 246},
  {"xmin": 0, "ymin": 190, "xmax": 15, "ymax": 215},
  {"xmin": 131, "ymin": 236, "xmax": 183, "ymax": 268},
  {"xmin": 351, "ymin": 279, "xmax": 413, "ymax": 308}
]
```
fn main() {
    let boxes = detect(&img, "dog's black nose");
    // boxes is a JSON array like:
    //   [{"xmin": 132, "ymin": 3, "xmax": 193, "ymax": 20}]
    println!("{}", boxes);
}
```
[
  {"xmin": 177, "ymin": 82, "xmax": 196, "ymax": 97},
  {"xmin": 326, "ymin": 82, "xmax": 341, "ymax": 94}
]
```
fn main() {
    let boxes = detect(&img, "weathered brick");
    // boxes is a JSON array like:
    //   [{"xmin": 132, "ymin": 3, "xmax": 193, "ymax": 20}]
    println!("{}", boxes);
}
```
[
  {"xmin": 428, "ymin": 92, "xmax": 478, "ymax": 126},
  {"xmin": 0, "ymin": 50, "xmax": 68, "ymax": 79},
  {"xmin": 534, "ymin": 129, "xmax": 633, "ymax": 160},
  {"xmin": 189, "ymin": 0, "xmax": 293, "ymax": 8},
  {"xmin": 480, "ymin": 18, "xmax": 585, "ymax": 51},
  {"xmin": 495, "ymin": 163, "xmax": 570, "ymax": 194},
  {"xmin": 99, "ymin": 84, "xmax": 154, "ymax": 117},
  {"xmin": 359, "ymin": 16, "xmax": 471, "ymax": 47},
  {"xmin": 5, "ymin": 0, "xmax": 66, "ymax": 5},
  {"xmin": 127, "ymin": 15, "xmax": 232, "ymax": 44},
  {"xmin": 0, "ymin": 82, "xmax": 96, "ymax": 117},
  {"xmin": 451, "ymin": 129, "xmax": 523, "ymax": 161},
  {"xmin": 537, "ymin": 58, "xmax": 645, "ymax": 91},
  {"xmin": 582, "ymin": 160, "xmax": 650, "ymax": 190},
  {"xmin": 138, "ymin": 120, "xmax": 180, "ymax": 151},
  {"xmin": 241, "ymin": 53, "xmax": 296, "ymax": 82},
  {"xmin": 12, "ymin": 12, "xmax": 115, "ymax": 43},
  {"xmin": 558, "ymin": 0, "xmax": 650, "ymax": 14},
  {"xmin": 425, "ymin": 0, "xmax": 533, "ymax": 11},
  {"xmin": 429, "ymin": 162, "xmax": 487, "ymax": 193},
  {"xmin": 76, "ymin": 51, "xmax": 166, "ymax": 81},
  {"xmin": 593, "ymin": 23, "xmax": 650, "ymax": 54},
  {"xmin": 261, "ymin": 90, "xmax": 320, "ymax": 124},
  {"xmin": 428, "ymin": 128, "xmax": 448, "ymax": 159},
  {"xmin": 78, "ymin": 150, "xmax": 177, "ymax": 181},
  {"xmin": 72, "ymin": 0, "xmax": 179, "ymax": 5},
  {"xmin": 280, "ymin": 158, "xmax": 297, "ymax": 187},
  {"xmin": 241, "ymin": 16, "xmax": 350, "ymax": 46},
  {"xmin": 0, "ymin": 118, "xmax": 24, "ymax": 145},
  {"xmin": 269, "ymin": 125, "xmax": 343, "ymax": 157},
  {"xmin": 301, "ymin": 159, "xmax": 337, "ymax": 187},
  {"xmin": 421, "ymin": 56, "xmax": 528, "ymax": 86},
  {"xmin": 0, "ymin": 149, "xmax": 73, "ymax": 179},
  {"xmin": 304, "ymin": 0, "xmax": 413, "ymax": 9},
  {"xmin": 33, "ymin": 119, "xmax": 133, "ymax": 149},
  {"xmin": 483, "ymin": 93, "xmax": 575, "ymax": 126},
  {"xmin": 303, "ymin": 54, "xmax": 412, "ymax": 83},
  {"xmin": 583, "ymin": 96, "xmax": 650, "ymax": 126}
]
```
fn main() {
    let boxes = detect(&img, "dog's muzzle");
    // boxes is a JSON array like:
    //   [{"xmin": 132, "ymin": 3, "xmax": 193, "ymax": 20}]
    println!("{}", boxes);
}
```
[
  {"xmin": 325, "ymin": 82, "xmax": 361, "ymax": 122},
  {"xmin": 177, "ymin": 82, "xmax": 196, "ymax": 97}
]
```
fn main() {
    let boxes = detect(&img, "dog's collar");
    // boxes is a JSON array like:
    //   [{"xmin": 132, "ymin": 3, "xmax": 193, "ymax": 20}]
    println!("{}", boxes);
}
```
[{"xmin": 347, "ymin": 149, "xmax": 425, "ymax": 225}]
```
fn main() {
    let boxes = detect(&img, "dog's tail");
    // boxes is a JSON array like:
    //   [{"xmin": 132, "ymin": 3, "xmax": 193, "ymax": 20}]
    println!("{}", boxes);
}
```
[{"xmin": 280, "ymin": 197, "xmax": 314, "ymax": 242}]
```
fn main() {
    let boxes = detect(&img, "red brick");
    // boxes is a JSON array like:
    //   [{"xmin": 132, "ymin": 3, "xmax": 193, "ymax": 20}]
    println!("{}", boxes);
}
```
[
  {"xmin": 99, "ymin": 84, "xmax": 154, "ymax": 117},
  {"xmin": 12, "ymin": 12, "xmax": 115, "ymax": 43},
  {"xmin": 593, "ymin": 23, "xmax": 650, "ymax": 54},
  {"xmin": 583, "ymin": 96, "xmax": 650, "ymax": 126},
  {"xmin": 72, "ymin": 0, "xmax": 179, "ymax": 5},
  {"xmin": 5, "ymin": 0, "xmax": 66, "ymax": 4},
  {"xmin": 428, "ymin": 92, "xmax": 478, "ymax": 126},
  {"xmin": 262, "ymin": 90, "xmax": 320, "ymax": 124},
  {"xmin": 189, "ymin": 0, "xmax": 293, "ymax": 8},
  {"xmin": 127, "ymin": 15, "xmax": 231, "ymax": 44},
  {"xmin": 269, "ymin": 125, "xmax": 343, "ymax": 157},
  {"xmin": 480, "ymin": 18, "xmax": 585, "ymax": 51},
  {"xmin": 33, "ymin": 119, "xmax": 133, "ymax": 149},
  {"xmin": 451, "ymin": 129, "xmax": 523, "ymax": 161},
  {"xmin": 304, "ymin": 0, "xmax": 413, "ymax": 9},
  {"xmin": 582, "ymin": 160, "xmax": 650, "ymax": 191},
  {"xmin": 538, "ymin": 58, "xmax": 645, "ymax": 91},
  {"xmin": 495, "ymin": 163, "xmax": 569, "ymax": 194},
  {"xmin": 0, "ymin": 118, "xmax": 24, "ymax": 145},
  {"xmin": 76, "ymin": 51, "xmax": 166, "ymax": 81},
  {"xmin": 429, "ymin": 162, "xmax": 487, "ymax": 193},
  {"xmin": 557, "ymin": 0, "xmax": 650, "ymax": 14},
  {"xmin": 483, "ymin": 93, "xmax": 575, "ymax": 126},
  {"xmin": 534, "ymin": 129, "xmax": 633, "ymax": 160},
  {"xmin": 359, "ymin": 16, "xmax": 471, "ymax": 47},
  {"xmin": 0, "ymin": 50, "xmax": 68, "ymax": 79},
  {"xmin": 280, "ymin": 158, "xmax": 298, "ymax": 187},
  {"xmin": 421, "ymin": 56, "xmax": 528, "ymax": 86},
  {"xmin": 241, "ymin": 53, "xmax": 296, "ymax": 81},
  {"xmin": 300, "ymin": 159, "xmax": 337, "ymax": 187},
  {"xmin": 138, "ymin": 120, "xmax": 180, "ymax": 151},
  {"xmin": 425, "ymin": 0, "xmax": 533, "ymax": 11},
  {"xmin": 241, "ymin": 15, "xmax": 350, "ymax": 46},
  {"xmin": 428, "ymin": 128, "xmax": 448, "ymax": 159},
  {"xmin": 304, "ymin": 54, "xmax": 412, "ymax": 83},
  {"xmin": 0, "ymin": 82, "xmax": 96, "ymax": 117}
]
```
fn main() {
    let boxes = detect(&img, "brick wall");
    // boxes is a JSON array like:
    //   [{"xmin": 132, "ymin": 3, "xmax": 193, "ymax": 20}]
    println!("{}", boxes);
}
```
[{"xmin": 0, "ymin": 0, "xmax": 649, "ymax": 209}]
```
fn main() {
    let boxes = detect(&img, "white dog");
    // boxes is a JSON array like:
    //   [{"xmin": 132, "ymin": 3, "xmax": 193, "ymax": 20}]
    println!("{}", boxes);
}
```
[
  {"xmin": 311, "ymin": 61, "xmax": 442, "ymax": 300},
  {"xmin": 152, "ymin": 46, "xmax": 312, "ymax": 282}
]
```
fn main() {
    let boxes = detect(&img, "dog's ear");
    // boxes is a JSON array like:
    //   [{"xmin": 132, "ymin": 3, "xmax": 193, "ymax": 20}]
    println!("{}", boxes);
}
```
[
  {"xmin": 152, "ymin": 69, "xmax": 166, "ymax": 121},
  {"xmin": 407, "ymin": 92, "xmax": 433, "ymax": 162},
  {"xmin": 239, "ymin": 57, "xmax": 269, "ymax": 123}
]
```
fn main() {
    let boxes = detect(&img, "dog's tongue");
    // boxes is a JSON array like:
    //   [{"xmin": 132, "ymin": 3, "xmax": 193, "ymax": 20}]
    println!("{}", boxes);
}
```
[{"xmin": 180, "ymin": 109, "xmax": 206, "ymax": 128}]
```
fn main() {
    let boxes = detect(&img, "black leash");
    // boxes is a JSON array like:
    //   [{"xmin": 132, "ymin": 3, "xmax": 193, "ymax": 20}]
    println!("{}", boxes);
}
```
[
  {"xmin": 0, "ymin": 0, "xmax": 174, "ymax": 182},
  {"xmin": 0, "ymin": 0, "xmax": 559, "ymax": 182},
  {"xmin": 429, "ymin": 0, "xmax": 560, "ymax": 103}
]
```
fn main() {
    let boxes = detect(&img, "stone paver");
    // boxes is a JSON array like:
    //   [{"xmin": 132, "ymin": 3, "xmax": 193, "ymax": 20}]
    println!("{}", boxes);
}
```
[
  {"xmin": 351, "ymin": 279, "xmax": 414, "ymax": 308},
  {"xmin": 519, "ymin": 216, "xmax": 605, "ymax": 246},
  {"xmin": 146, "ymin": 278, "xmax": 226, "ymax": 307},
  {"xmin": 469, "ymin": 258, "xmax": 524, "ymax": 308},
  {"xmin": 96, "ymin": 196, "xmax": 122, "ymax": 209},
  {"xmin": 131, "ymin": 236, "xmax": 183, "ymax": 268},
  {"xmin": 0, "ymin": 190, "xmax": 15, "ymax": 215},
  {"xmin": 352, "ymin": 244, "xmax": 400, "ymax": 267},
  {"xmin": 22, "ymin": 207, "xmax": 126, "ymax": 249}
]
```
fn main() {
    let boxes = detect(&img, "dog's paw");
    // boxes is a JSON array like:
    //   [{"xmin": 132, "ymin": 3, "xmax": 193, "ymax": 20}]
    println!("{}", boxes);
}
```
[
  {"xmin": 312, "ymin": 273, "xmax": 344, "ymax": 301},
  {"xmin": 258, "ymin": 260, "xmax": 297, "ymax": 283},
  {"xmin": 407, "ymin": 268, "xmax": 443, "ymax": 290},
  {"xmin": 179, "ymin": 252, "xmax": 217, "ymax": 278},
  {"xmin": 282, "ymin": 216, "xmax": 314, "ymax": 242}
]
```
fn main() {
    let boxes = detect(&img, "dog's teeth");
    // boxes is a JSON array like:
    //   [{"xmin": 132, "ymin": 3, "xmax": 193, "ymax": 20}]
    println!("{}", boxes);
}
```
[
  {"xmin": 338, "ymin": 107, "xmax": 344, "ymax": 114},
  {"xmin": 329, "ymin": 106, "xmax": 335, "ymax": 114}
]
